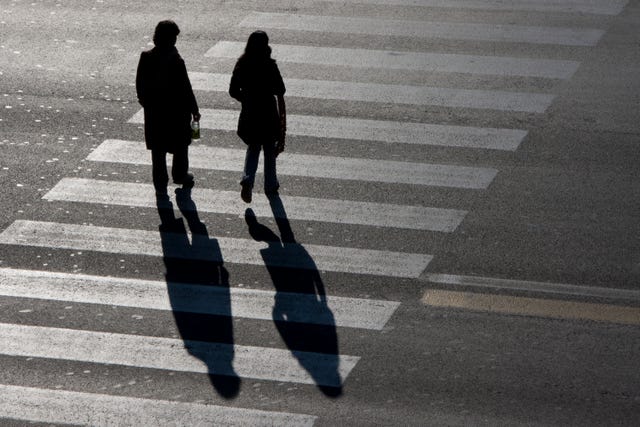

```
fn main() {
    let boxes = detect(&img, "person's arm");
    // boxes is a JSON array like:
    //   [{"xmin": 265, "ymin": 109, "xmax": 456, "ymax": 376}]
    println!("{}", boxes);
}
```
[
  {"xmin": 177, "ymin": 57, "xmax": 200, "ymax": 121},
  {"xmin": 274, "ymin": 63, "xmax": 286, "ymax": 154},
  {"xmin": 229, "ymin": 62, "xmax": 243, "ymax": 102},
  {"xmin": 135, "ymin": 53, "xmax": 148, "ymax": 107},
  {"xmin": 275, "ymin": 94, "xmax": 286, "ymax": 155}
]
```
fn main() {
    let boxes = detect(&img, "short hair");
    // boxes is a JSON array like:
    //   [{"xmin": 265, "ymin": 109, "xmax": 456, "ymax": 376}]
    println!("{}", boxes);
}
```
[{"xmin": 153, "ymin": 20, "xmax": 180, "ymax": 47}]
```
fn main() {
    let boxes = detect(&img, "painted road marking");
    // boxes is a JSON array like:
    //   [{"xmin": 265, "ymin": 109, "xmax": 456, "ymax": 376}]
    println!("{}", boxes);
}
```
[
  {"xmin": 129, "ymin": 108, "xmax": 528, "ymax": 151},
  {"xmin": 0, "ymin": 220, "xmax": 432, "ymax": 278},
  {"xmin": 206, "ymin": 41, "xmax": 580, "ymax": 79},
  {"xmin": 423, "ymin": 273, "xmax": 640, "ymax": 301},
  {"xmin": 0, "ymin": 268, "xmax": 400, "ymax": 330},
  {"xmin": 88, "ymin": 139, "xmax": 498, "ymax": 189},
  {"xmin": 422, "ymin": 290, "xmax": 640, "ymax": 325},
  {"xmin": 45, "ymin": 178, "xmax": 467, "ymax": 232},
  {"xmin": 319, "ymin": 0, "xmax": 628, "ymax": 16},
  {"xmin": 0, "ymin": 323, "xmax": 359, "ymax": 386},
  {"xmin": 0, "ymin": 384, "xmax": 316, "ymax": 427},
  {"xmin": 189, "ymin": 72, "xmax": 555, "ymax": 112},
  {"xmin": 240, "ymin": 12, "xmax": 604, "ymax": 46}
]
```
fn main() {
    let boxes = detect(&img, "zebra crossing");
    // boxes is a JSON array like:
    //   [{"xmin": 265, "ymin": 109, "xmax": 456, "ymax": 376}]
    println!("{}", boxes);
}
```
[
  {"xmin": 238, "ymin": 12, "xmax": 605, "ymax": 46},
  {"xmin": 0, "ymin": 384, "xmax": 317, "ymax": 427},
  {"xmin": 87, "ymin": 139, "xmax": 498, "ymax": 188},
  {"xmin": 130, "ymin": 108, "xmax": 529, "ymax": 150},
  {"xmin": 205, "ymin": 41, "xmax": 581, "ymax": 78},
  {"xmin": 0, "ymin": 0, "xmax": 626, "ymax": 424},
  {"xmin": 45, "ymin": 178, "xmax": 467, "ymax": 231},
  {"xmin": 187, "ymin": 72, "xmax": 556, "ymax": 111}
]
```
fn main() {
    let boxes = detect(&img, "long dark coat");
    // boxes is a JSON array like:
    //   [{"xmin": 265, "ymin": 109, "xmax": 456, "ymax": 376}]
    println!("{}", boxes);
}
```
[
  {"xmin": 136, "ymin": 46, "xmax": 199, "ymax": 152},
  {"xmin": 229, "ymin": 57, "xmax": 285, "ymax": 145}
]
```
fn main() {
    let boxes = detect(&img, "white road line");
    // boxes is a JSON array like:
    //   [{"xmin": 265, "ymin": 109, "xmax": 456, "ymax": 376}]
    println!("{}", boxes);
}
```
[
  {"xmin": 318, "ymin": 0, "xmax": 628, "ymax": 16},
  {"xmin": 0, "ymin": 323, "xmax": 358, "ymax": 387},
  {"xmin": 423, "ymin": 273, "xmax": 640, "ymax": 301},
  {"xmin": 88, "ymin": 139, "xmax": 498, "ymax": 189},
  {"xmin": 206, "ymin": 41, "xmax": 580, "ymax": 79},
  {"xmin": 240, "ymin": 12, "xmax": 605, "ymax": 46},
  {"xmin": 0, "ymin": 384, "xmax": 316, "ymax": 427},
  {"xmin": 189, "ymin": 72, "xmax": 554, "ymax": 112},
  {"xmin": 46, "ymin": 178, "xmax": 466, "ymax": 233},
  {"xmin": 422, "ymin": 290, "xmax": 640, "ymax": 325},
  {"xmin": 129, "ymin": 108, "xmax": 528, "ymax": 151},
  {"xmin": 0, "ymin": 220, "xmax": 432, "ymax": 278},
  {"xmin": 0, "ymin": 268, "xmax": 400, "ymax": 330}
]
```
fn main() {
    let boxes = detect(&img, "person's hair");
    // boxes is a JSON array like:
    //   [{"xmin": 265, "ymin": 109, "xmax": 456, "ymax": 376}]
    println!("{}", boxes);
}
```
[
  {"xmin": 241, "ymin": 30, "xmax": 272, "ymax": 60},
  {"xmin": 153, "ymin": 20, "xmax": 180, "ymax": 47}
]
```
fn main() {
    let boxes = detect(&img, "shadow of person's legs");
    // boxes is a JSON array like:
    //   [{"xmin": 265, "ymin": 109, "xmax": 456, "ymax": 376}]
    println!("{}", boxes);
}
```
[
  {"xmin": 157, "ymin": 190, "xmax": 240, "ymax": 398},
  {"xmin": 245, "ymin": 207, "xmax": 342, "ymax": 397}
]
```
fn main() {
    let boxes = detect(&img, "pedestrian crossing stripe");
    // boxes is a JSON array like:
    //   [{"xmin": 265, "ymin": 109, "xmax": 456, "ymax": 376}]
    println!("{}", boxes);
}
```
[
  {"xmin": 206, "ymin": 41, "xmax": 580, "ymax": 79},
  {"xmin": 88, "ymin": 139, "xmax": 498, "ymax": 189},
  {"xmin": 318, "ymin": 0, "xmax": 628, "ymax": 16},
  {"xmin": 0, "ymin": 323, "xmax": 358, "ymax": 386},
  {"xmin": 189, "ymin": 72, "xmax": 555, "ymax": 113},
  {"xmin": 239, "ymin": 12, "xmax": 605, "ymax": 46},
  {"xmin": 45, "ymin": 178, "xmax": 467, "ymax": 232},
  {"xmin": 0, "ymin": 267, "xmax": 400, "ymax": 330},
  {"xmin": 0, "ymin": 220, "xmax": 432, "ymax": 278},
  {"xmin": 129, "ymin": 108, "xmax": 528, "ymax": 151},
  {"xmin": 0, "ymin": 384, "xmax": 316, "ymax": 427}
]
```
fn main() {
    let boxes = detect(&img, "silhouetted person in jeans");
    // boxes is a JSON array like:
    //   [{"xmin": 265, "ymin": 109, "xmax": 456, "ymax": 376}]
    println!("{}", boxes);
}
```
[
  {"xmin": 229, "ymin": 30, "xmax": 286, "ymax": 203},
  {"xmin": 136, "ymin": 20, "xmax": 200, "ymax": 197}
]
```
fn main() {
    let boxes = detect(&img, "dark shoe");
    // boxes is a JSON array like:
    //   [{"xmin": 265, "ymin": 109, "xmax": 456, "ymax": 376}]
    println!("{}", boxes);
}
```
[{"xmin": 240, "ymin": 184, "xmax": 252, "ymax": 203}]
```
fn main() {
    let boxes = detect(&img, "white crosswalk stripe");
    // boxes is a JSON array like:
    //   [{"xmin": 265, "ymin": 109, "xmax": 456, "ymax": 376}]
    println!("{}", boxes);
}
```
[
  {"xmin": 88, "ymin": 139, "xmax": 498, "ymax": 189},
  {"xmin": 240, "ymin": 12, "xmax": 605, "ymax": 46},
  {"xmin": 207, "ymin": 111, "xmax": 525, "ymax": 150},
  {"xmin": 0, "ymin": 220, "xmax": 432, "ymax": 278},
  {"xmin": 0, "ymin": 323, "xmax": 358, "ymax": 386},
  {"xmin": 0, "ymin": 267, "xmax": 400, "ymax": 330},
  {"xmin": 0, "ymin": 384, "xmax": 317, "ymax": 427},
  {"xmin": 189, "ymin": 72, "xmax": 555, "ymax": 112},
  {"xmin": 129, "ymin": 108, "xmax": 528, "ymax": 150},
  {"xmin": 206, "ymin": 41, "xmax": 580, "ymax": 78},
  {"xmin": 319, "ymin": 0, "xmax": 628, "ymax": 15},
  {"xmin": 45, "ymin": 178, "xmax": 467, "ymax": 232}
]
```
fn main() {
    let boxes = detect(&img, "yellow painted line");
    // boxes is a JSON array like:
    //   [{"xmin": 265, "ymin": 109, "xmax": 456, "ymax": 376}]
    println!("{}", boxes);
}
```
[{"xmin": 422, "ymin": 290, "xmax": 640, "ymax": 325}]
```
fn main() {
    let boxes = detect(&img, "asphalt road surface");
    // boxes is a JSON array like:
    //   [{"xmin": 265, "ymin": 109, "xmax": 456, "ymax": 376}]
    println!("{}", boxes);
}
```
[{"xmin": 0, "ymin": 0, "xmax": 639, "ymax": 425}]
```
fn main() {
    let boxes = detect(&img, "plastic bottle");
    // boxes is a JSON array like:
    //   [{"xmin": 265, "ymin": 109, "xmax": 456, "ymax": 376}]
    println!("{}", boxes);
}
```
[{"xmin": 191, "ymin": 120, "xmax": 200, "ymax": 140}]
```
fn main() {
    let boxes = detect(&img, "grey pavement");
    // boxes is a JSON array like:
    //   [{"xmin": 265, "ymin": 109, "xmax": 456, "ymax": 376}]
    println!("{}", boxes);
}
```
[{"xmin": 0, "ymin": 0, "xmax": 639, "ymax": 425}]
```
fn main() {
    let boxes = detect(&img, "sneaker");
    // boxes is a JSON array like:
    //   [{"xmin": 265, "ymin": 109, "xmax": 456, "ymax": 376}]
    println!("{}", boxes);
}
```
[{"xmin": 240, "ymin": 184, "xmax": 252, "ymax": 203}]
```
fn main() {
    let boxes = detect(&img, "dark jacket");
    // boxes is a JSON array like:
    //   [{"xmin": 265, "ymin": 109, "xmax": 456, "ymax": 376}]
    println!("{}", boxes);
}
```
[
  {"xmin": 229, "ymin": 57, "xmax": 285, "ymax": 145},
  {"xmin": 136, "ymin": 46, "xmax": 199, "ymax": 152}
]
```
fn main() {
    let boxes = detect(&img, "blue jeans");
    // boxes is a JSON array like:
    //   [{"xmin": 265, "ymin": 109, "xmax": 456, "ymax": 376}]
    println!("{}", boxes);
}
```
[{"xmin": 241, "ymin": 143, "xmax": 279, "ymax": 191}]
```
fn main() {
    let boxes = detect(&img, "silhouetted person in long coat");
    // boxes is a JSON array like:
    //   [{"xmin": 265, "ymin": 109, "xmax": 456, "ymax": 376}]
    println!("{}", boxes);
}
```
[
  {"xmin": 229, "ymin": 30, "xmax": 286, "ymax": 203},
  {"xmin": 136, "ymin": 20, "xmax": 200, "ymax": 197}
]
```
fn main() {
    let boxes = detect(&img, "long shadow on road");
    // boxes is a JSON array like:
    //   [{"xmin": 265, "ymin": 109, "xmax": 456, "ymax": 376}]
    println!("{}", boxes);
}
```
[
  {"xmin": 157, "ymin": 188, "xmax": 240, "ymax": 399},
  {"xmin": 245, "ymin": 194, "xmax": 342, "ymax": 397}
]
